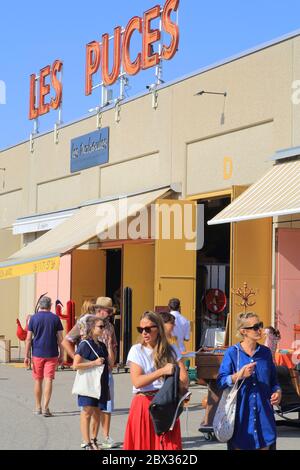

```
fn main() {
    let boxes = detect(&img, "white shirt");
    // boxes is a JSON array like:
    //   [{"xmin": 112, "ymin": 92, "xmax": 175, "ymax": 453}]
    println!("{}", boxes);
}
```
[
  {"xmin": 170, "ymin": 310, "xmax": 190, "ymax": 353},
  {"xmin": 126, "ymin": 343, "xmax": 181, "ymax": 394}
]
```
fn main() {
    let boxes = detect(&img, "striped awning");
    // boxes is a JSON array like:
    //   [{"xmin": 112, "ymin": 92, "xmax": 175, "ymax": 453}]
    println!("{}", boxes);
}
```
[
  {"xmin": 208, "ymin": 160, "xmax": 300, "ymax": 225},
  {"xmin": 0, "ymin": 187, "xmax": 171, "ymax": 279}
]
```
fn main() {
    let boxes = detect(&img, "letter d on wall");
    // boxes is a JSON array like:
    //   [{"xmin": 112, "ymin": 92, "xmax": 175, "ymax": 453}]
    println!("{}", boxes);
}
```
[{"xmin": 223, "ymin": 157, "xmax": 233, "ymax": 180}]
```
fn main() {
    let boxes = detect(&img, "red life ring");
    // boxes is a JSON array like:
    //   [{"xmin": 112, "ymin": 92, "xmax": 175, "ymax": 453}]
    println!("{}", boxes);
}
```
[{"xmin": 205, "ymin": 289, "xmax": 227, "ymax": 314}]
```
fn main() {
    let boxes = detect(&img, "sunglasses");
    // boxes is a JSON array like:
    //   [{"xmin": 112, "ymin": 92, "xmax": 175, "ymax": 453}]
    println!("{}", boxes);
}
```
[
  {"xmin": 136, "ymin": 326, "xmax": 158, "ymax": 334},
  {"xmin": 95, "ymin": 325, "xmax": 105, "ymax": 329},
  {"xmin": 242, "ymin": 322, "xmax": 264, "ymax": 331}
]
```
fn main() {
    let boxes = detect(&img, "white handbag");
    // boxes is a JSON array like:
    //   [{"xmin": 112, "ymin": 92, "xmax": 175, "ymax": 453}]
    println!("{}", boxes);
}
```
[
  {"xmin": 72, "ymin": 340, "xmax": 104, "ymax": 399},
  {"xmin": 213, "ymin": 346, "xmax": 245, "ymax": 443}
]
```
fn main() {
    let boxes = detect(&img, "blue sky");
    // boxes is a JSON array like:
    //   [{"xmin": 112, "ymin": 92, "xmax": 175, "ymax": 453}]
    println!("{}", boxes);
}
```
[{"xmin": 1, "ymin": 0, "xmax": 300, "ymax": 150}]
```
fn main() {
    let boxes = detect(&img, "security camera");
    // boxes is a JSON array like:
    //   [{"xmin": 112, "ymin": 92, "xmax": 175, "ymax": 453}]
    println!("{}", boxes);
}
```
[{"xmin": 146, "ymin": 84, "xmax": 156, "ymax": 92}]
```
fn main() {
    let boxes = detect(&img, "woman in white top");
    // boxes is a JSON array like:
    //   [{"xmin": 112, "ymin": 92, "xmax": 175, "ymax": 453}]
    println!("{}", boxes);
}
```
[{"xmin": 123, "ymin": 311, "xmax": 188, "ymax": 450}]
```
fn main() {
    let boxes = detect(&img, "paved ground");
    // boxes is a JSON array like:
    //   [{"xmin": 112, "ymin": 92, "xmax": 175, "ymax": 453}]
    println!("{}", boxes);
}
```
[{"xmin": 0, "ymin": 362, "xmax": 299, "ymax": 450}]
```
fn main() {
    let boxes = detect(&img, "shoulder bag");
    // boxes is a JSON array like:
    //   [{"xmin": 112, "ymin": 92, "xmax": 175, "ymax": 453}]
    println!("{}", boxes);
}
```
[
  {"xmin": 72, "ymin": 340, "xmax": 104, "ymax": 399},
  {"xmin": 213, "ymin": 346, "xmax": 245, "ymax": 443},
  {"xmin": 149, "ymin": 365, "xmax": 191, "ymax": 436}
]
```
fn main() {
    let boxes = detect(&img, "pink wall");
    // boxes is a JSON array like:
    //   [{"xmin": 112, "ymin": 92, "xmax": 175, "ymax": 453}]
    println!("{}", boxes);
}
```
[
  {"xmin": 35, "ymin": 255, "xmax": 71, "ymax": 312},
  {"xmin": 276, "ymin": 229, "xmax": 300, "ymax": 348}
]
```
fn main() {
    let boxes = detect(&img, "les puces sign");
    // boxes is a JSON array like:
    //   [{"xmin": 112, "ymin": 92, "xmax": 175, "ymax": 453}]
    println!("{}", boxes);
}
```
[{"xmin": 29, "ymin": 0, "xmax": 180, "ymax": 120}]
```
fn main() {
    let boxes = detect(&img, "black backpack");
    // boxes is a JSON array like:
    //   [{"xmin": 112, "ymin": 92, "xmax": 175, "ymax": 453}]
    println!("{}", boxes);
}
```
[{"xmin": 149, "ymin": 365, "xmax": 189, "ymax": 436}]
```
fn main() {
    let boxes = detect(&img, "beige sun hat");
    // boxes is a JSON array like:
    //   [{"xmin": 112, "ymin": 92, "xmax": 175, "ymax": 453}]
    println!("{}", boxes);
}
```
[{"xmin": 95, "ymin": 296, "xmax": 115, "ymax": 313}]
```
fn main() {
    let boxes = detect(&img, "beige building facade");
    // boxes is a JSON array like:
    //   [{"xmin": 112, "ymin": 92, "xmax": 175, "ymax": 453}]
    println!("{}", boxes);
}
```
[{"xmin": 1, "ymin": 31, "xmax": 300, "ymax": 356}]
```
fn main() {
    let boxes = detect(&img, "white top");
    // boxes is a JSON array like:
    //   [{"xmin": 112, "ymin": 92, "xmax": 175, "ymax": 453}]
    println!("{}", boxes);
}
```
[
  {"xmin": 170, "ymin": 310, "xmax": 190, "ymax": 353},
  {"xmin": 127, "ymin": 343, "xmax": 181, "ymax": 394},
  {"xmin": 171, "ymin": 343, "xmax": 181, "ymax": 360}
]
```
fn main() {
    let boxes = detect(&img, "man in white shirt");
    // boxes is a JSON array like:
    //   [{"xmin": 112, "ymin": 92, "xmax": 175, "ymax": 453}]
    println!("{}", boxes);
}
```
[{"xmin": 168, "ymin": 298, "xmax": 190, "ymax": 353}]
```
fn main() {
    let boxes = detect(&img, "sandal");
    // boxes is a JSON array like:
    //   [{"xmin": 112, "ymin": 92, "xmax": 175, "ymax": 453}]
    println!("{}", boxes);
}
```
[
  {"xmin": 33, "ymin": 408, "xmax": 42, "ymax": 415},
  {"xmin": 43, "ymin": 408, "xmax": 53, "ymax": 417},
  {"xmin": 91, "ymin": 438, "xmax": 100, "ymax": 450}
]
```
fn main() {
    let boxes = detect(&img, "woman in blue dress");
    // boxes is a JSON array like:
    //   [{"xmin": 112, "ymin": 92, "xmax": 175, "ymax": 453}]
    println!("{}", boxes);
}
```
[
  {"xmin": 73, "ymin": 315, "xmax": 113, "ymax": 450},
  {"xmin": 217, "ymin": 312, "xmax": 282, "ymax": 450}
]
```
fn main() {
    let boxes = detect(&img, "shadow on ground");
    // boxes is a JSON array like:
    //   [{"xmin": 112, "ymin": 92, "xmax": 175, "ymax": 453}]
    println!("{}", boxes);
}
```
[
  {"xmin": 182, "ymin": 435, "xmax": 221, "ymax": 449},
  {"xmin": 51, "ymin": 411, "xmax": 80, "ymax": 417}
]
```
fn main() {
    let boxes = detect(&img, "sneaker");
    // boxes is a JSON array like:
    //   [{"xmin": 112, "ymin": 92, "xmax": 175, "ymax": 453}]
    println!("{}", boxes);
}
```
[
  {"xmin": 101, "ymin": 436, "xmax": 116, "ymax": 449},
  {"xmin": 81, "ymin": 442, "xmax": 93, "ymax": 450}
]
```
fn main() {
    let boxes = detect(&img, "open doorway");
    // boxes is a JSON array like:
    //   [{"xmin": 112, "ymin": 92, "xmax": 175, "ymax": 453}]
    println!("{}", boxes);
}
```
[
  {"xmin": 196, "ymin": 197, "xmax": 231, "ymax": 349},
  {"xmin": 106, "ymin": 249, "xmax": 122, "ymax": 363}
]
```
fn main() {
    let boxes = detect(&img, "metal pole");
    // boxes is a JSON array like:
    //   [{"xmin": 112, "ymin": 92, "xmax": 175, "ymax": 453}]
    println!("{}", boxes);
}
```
[
  {"xmin": 34, "ymin": 76, "xmax": 39, "ymax": 135},
  {"xmin": 155, "ymin": 15, "xmax": 163, "ymax": 85},
  {"xmin": 58, "ymin": 66, "xmax": 63, "ymax": 125}
]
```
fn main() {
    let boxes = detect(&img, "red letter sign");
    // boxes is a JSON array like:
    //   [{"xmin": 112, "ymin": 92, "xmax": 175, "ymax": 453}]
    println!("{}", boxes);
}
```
[
  {"xmin": 29, "ymin": 74, "xmax": 38, "ymax": 120},
  {"xmin": 122, "ymin": 16, "xmax": 143, "ymax": 76},
  {"xmin": 102, "ymin": 26, "xmax": 122, "ymax": 86},
  {"xmin": 38, "ymin": 65, "xmax": 51, "ymax": 116},
  {"xmin": 162, "ymin": 0, "xmax": 179, "ymax": 60},
  {"xmin": 85, "ymin": 41, "xmax": 101, "ymax": 96},
  {"xmin": 29, "ymin": 62, "xmax": 63, "ymax": 120},
  {"xmin": 142, "ymin": 5, "xmax": 161, "ymax": 70},
  {"xmin": 51, "ymin": 60, "xmax": 63, "ymax": 110},
  {"xmin": 29, "ymin": 1, "xmax": 181, "ymax": 118},
  {"xmin": 84, "ymin": 1, "xmax": 180, "ymax": 94}
]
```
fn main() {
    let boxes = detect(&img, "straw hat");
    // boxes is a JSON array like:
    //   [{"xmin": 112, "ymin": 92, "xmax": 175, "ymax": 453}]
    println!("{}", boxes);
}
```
[{"xmin": 95, "ymin": 296, "xmax": 115, "ymax": 313}]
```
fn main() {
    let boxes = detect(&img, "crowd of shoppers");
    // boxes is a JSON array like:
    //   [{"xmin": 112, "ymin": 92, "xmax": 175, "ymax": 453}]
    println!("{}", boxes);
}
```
[{"xmin": 24, "ymin": 294, "xmax": 283, "ymax": 451}]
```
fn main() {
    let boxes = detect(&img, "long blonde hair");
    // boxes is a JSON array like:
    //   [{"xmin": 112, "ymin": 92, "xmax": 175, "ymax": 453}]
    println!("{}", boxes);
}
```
[
  {"xmin": 79, "ymin": 298, "xmax": 96, "ymax": 319},
  {"xmin": 139, "ymin": 311, "xmax": 177, "ymax": 369}
]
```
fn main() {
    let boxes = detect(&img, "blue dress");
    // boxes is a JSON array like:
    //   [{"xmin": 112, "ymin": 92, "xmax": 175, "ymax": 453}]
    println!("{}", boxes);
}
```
[
  {"xmin": 75, "ymin": 339, "xmax": 109, "ymax": 409},
  {"xmin": 217, "ymin": 343, "xmax": 281, "ymax": 450}
]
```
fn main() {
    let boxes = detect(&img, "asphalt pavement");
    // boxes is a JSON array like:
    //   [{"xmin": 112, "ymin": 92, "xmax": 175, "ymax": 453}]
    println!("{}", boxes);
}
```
[{"xmin": 0, "ymin": 362, "xmax": 299, "ymax": 451}]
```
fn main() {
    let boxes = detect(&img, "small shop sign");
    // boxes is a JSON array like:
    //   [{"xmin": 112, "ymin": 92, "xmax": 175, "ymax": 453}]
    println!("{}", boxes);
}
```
[{"xmin": 70, "ymin": 128, "xmax": 109, "ymax": 173}]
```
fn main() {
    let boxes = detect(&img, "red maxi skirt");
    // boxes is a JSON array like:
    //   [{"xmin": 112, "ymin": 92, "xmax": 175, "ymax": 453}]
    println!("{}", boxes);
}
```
[{"xmin": 123, "ymin": 394, "xmax": 182, "ymax": 450}]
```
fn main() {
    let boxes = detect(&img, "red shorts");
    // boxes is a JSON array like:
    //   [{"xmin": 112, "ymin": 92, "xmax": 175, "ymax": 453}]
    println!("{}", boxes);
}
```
[{"xmin": 32, "ymin": 357, "xmax": 58, "ymax": 380}]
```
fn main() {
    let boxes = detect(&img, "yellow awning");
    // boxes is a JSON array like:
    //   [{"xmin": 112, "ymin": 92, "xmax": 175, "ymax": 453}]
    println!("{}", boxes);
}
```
[
  {"xmin": 208, "ymin": 160, "xmax": 300, "ymax": 225},
  {"xmin": 0, "ymin": 256, "xmax": 60, "ymax": 280},
  {"xmin": 0, "ymin": 187, "xmax": 171, "ymax": 279}
]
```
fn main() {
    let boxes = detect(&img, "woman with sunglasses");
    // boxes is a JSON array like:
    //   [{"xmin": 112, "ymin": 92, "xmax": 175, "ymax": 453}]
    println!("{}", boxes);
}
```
[
  {"xmin": 123, "ymin": 311, "xmax": 188, "ymax": 450},
  {"xmin": 217, "ymin": 312, "xmax": 282, "ymax": 450},
  {"xmin": 73, "ymin": 316, "xmax": 113, "ymax": 450}
]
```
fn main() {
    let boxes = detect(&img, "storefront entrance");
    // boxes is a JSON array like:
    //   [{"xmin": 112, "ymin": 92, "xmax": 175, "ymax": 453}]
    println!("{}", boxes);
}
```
[
  {"xmin": 92, "ymin": 242, "xmax": 156, "ymax": 365},
  {"xmin": 196, "ymin": 197, "xmax": 231, "ymax": 349},
  {"xmin": 106, "ymin": 249, "xmax": 122, "ymax": 363},
  {"xmin": 191, "ymin": 187, "xmax": 273, "ymax": 348}
]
